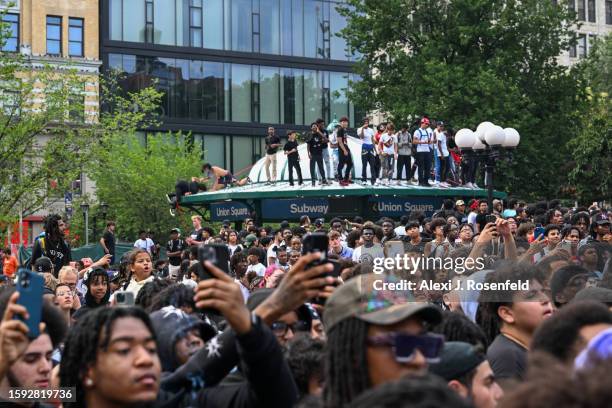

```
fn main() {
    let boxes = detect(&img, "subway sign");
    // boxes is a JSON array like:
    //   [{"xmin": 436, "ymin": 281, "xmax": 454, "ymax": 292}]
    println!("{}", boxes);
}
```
[
  {"xmin": 368, "ymin": 197, "xmax": 444, "ymax": 217},
  {"xmin": 262, "ymin": 198, "xmax": 329, "ymax": 219},
  {"xmin": 210, "ymin": 201, "xmax": 252, "ymax": 221}
]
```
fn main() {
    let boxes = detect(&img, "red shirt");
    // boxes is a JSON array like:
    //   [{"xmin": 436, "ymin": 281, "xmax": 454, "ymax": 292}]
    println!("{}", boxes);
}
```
[{"xmin": 3, "ymin": 255, "xmax": 18, "ymax": 278}]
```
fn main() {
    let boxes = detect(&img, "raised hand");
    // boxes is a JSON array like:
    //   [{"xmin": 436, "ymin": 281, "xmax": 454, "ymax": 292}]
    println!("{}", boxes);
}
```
[{"xmin": 194, "ymin": 261, "xmax": 251, "ymax": 335}]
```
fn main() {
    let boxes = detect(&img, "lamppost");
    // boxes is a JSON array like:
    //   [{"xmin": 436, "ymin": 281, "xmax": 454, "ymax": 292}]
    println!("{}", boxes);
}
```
[
  {"xmin": 455, "ymin": 123, "xmax": 521, "ymax": 212},
  {"xmin": 80, "ymin": 202, "xmax": 90, "ymax": 246}
]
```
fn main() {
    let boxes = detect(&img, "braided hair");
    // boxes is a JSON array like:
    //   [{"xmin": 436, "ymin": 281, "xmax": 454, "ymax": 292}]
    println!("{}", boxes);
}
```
[
  {"xmin": 59, "ymin": 307, "xmax": 157, "ymax": 408},
  {"xmin": 323, "ymin": 317, "xmax": 370, "ymax": 408}
]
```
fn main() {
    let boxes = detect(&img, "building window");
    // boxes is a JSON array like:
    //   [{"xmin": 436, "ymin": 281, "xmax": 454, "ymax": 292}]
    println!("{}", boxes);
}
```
[
  {"xmin": 46, "ymin": 16, "xmax": 62, "ymax": 56},
  {"xmin": 607, "ymin": 0, "xmax": 612, "ymax": 24},
  {"xmin": 577, "ymin": 0, "xmax": 585, "ymax": 21},
  {"xmin": 2, "ymin": 13, "xmax": 19, "ymax": 52},
  {"xmin": 587, "ymin": 0, "xmax": 596, "ymax": 22},
  {"xmin": 577, "ymin": 34, "xmax": 587, "ymax": 58},
  {"xmin": 108, "ymin": 53, "xmax": 357, "ymax": 126},
  {"xmin": 68, "ymin": 18, "xmax": 84, "ymax": 57},
  {"xmin": 190, "ymin": 0, "xmax": 203, "ymax": 47},
  {"xmin": 145, "ymin": 0, "xmax": 154, "ymax": 43}
]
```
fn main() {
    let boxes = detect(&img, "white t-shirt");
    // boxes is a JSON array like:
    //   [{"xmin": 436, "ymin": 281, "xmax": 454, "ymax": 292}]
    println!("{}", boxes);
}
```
[
  {"xmin": 247, "ymin": 263, "xmax": 266, "ymax": 277},
  {"xmin": 413, "ymin": 128, "xmax": 431, "ymax": 153},
  {"xmin": 359, "ymin": 127, "xmax": 375, "ymax": 145},
  {"xmin": 228, "ymin": 244, "xmax": 243, "ymax": 257},
  {"xmin": 467, "ymin": 211, "xmax": 478, "ymax": 226},
  {"xmin": 381, "ymin": 133, "xmax": 396, "ymax": 155},
  {"xmin": 267, "ymin": 244, "xmax": 280, "ymax": 263},
  {"xmin": 134, "ymin": 238, "xmax": 155, "ymax": 254},
  {"xmin": 436, "ymin": 132, "xmax": 449, "ymax": 157},
  {"xmin": 329, "ymin": 130, "xmax": 338, "ymax": 147}
]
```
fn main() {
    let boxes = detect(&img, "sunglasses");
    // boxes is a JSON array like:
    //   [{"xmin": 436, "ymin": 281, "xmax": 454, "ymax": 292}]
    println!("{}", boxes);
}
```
[
  {"xmin": 271, "ymin": 320, "xmax": 309, "ymax": 336},
  {"xmin": 367, "ymin": 332, "xmax": 444, "ymax": 363}
]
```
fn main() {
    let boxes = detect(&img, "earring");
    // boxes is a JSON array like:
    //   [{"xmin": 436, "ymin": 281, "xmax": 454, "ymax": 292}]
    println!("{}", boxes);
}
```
[{"xmin": 85, "ymin": 378, "xmax": 94, "ymax": 387}]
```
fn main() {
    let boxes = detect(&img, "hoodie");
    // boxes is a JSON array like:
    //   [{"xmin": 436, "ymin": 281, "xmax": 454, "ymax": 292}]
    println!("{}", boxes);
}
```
[
  {"xmin": 150, "ymin": 306, "xmax": 217, "ymax": 372},
  {"xmin": 72, "ymin": 267, "xmax": 111, "ymax": 321}
]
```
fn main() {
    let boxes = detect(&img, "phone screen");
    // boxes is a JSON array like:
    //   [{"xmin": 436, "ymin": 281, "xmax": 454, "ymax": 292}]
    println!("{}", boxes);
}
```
[{"xmin": 16, "ymin": 268, "xmax": 44, "ymax": 339}]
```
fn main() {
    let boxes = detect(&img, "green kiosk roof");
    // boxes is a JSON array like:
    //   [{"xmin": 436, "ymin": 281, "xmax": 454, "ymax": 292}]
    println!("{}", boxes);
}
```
[{"xmin": 179, "ymin": 181, "xmax": 506, "ymax": 222}]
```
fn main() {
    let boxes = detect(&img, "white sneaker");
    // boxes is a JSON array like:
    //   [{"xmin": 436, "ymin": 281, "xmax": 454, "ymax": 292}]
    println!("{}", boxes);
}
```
[
  {"xmin": 464, "ymin": 182, "xmax": 474, "ymax": 189},
  {"xmin": 411, "ymin": 179, "xmax": 419, "ymax": 185},
  {"xmin": 472, "ymin": 183, "xmax": 480, "ymax": 189},
  {"xmin": 439, "ymin": 182, "xmax": 449, "ymax": 188}
]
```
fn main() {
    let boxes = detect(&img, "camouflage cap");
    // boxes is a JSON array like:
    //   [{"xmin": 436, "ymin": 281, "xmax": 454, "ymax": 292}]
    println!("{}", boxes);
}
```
[{"xmin": 323, "ymin": 273, "xmax": 442, "ymax": 331}]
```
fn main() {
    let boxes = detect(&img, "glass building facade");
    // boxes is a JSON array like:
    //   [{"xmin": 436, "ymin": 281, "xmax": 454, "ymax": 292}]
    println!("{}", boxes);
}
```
[{"xmin": 101, "ymin": 0, "xmax": 358, "ymax": 173}]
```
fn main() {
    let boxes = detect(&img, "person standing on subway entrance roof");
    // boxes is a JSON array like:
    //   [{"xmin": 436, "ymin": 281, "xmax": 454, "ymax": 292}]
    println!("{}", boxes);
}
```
[
  {"xmin": 264, "ymin": 126, "xmax": 281, "ymax": 185},
  {"xmin": 337, "ymin": 117, "xmax": 354, "ymax": 187}
]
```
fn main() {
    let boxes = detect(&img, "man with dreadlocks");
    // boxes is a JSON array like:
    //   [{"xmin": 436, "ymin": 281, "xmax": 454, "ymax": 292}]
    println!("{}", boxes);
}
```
[
  {"xmin": 322, "ymin": 273, "xmax": 443, "ymax": 407},
  {"xmin": 31, "ymin": 214, "xmax": 71, "ymax": 277}
]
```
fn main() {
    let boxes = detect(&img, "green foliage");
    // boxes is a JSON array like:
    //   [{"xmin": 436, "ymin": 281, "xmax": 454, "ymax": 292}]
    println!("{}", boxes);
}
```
[
  {"xmin": 340, "ymin": 0, "xmax": 585, "ymax": 200},
  {"xmin": 0, "ymin": 56, "xmax": 93, "ymax": 224},
  {"xmin": 86, "ymin": 132, "xmax": 202, "ymax": 243},
  {"xmin": 566, "ymin": 34, "xmax": 612, "ymax": 202}
]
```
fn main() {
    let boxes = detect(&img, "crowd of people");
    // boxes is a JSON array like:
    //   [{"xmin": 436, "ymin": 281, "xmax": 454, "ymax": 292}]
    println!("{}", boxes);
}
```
[
  {"xmin": 172, "ymin": 115, "xmax": 479, "ymax": 206},
  {"xmin": 0, "ymin": 197, "xmax": 611, "ymax": 407},
  {"xmin": 262, "ymin": 116, "xmax": 470, "ymax": 188}
]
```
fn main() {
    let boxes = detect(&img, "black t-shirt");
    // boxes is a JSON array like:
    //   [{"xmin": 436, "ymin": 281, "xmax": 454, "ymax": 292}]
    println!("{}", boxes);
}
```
[
  {"xmin": 190, "ymin": 228, "xmax": 204, "ymax": 242},
  {"xmin": 166, "ymin": 239, "xmax": 186, "ymax": 266},
  {"xmin": 319, "ymin": 127, "xmax": 329, "ymax": 148},
  {"xmin": 284, "ymin": 141, "xmax": 299, "ymax": 161},
  {"xmin": 31, "ymin": 237, "xmax": 71, "ymax": 277},
  {"xmin": 337, "ymin": 128, "xmax": 348, "ymax": 155},
  {"xmin": 307, "ymin": 132, "xmax": 324, "ymax": 156},
  {"xmin": 102, "ymin": 230, "xmax": 115, "ymax": 255},
  {"xmin": 265, "ymin": 135, "xmax": 281, "ymax": 155},
  {"xmin": 487, "ymin": 334, "xmax": 527, "ymax": 381},
  {"xmin": 447, "ymin": 137, "xmax": 457, "ymax": 150},
  {"xmin": 403, "ymin": 239, "xmax": 426, "ymax": 254}
]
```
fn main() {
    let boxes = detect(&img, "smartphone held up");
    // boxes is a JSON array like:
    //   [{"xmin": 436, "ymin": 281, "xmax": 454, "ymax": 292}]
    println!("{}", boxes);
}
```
[{"xmin": 15, "ymin": 268, "xmax": 44, "ymax": 339}]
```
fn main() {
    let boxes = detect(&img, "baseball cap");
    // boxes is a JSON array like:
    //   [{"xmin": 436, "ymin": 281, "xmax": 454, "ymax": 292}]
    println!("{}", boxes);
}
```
[
  {"xmin": 222, "ymin": 219, "xmax": 231, "ymax": 227},
  {"xmin": 593, "ymin": 213, "xmax": 610, "ymax": 225},
  {"xmin": 244, "ymin": 234, "xmax": 257, "ymax": 247},
  {"xmin": 429, "ymin": 342, "xmax": 485, "ymax": 381},
  {"xmin": 170, "ymin": 228, "xmax": 181, "ymax": 234},
  {"xmin": 437, "ymin": 121, "xmax": 445, "ymax": 126},
  {"xmin": 502, "ymin": 209, "xmax": 517, "ymax": 218},
  {"xmin": 421, "ymin": 117, "xmax": 430, "ymax": 125},
  {"xmin": 323, "ymin": 274, "xmax": 442, "ymax": 332},
  {"xmin": 34, "ymin": 256, "xmax": 53, "ymax": 273},
  {"xmin": 455, "ymin": 200, "xmax": 465, "ymax": 207},
  {"xmin": 315, "ymin": 218, "xmax": 324, "ymax": 226}
]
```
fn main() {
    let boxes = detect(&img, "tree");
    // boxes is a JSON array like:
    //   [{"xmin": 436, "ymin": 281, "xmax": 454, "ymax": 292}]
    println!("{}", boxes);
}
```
[
  {"xmin": 0, "ymin": 13, "xmax": 162, "ymax": 231},
  {"xmin": 566, "ymin": 34, "xmax": 611, "ymax": 202},
  {"xmin": 339, "ymin": 0, "xmax": 585, "ymax": 200},
  {"xmin": 84, "ymin": 132, "xmax": 203, "ymax": 243}
]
